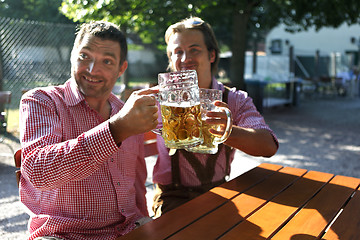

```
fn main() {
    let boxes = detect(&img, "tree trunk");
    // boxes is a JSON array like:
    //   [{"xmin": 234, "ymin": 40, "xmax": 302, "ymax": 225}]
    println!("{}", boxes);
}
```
[
  {"xmin": 230, "ymin": 11, "xmax": 250, "ymax": 90},
  {"xmin": 252, "ymin": 36, "xmax": 258, "ymax": 75}
]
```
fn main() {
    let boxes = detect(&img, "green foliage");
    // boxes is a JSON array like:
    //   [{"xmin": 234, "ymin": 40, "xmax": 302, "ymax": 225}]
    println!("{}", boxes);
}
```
[
  {"xmin": 60, "ymin": 0, "xmax": 204, "ymax": 48},
  {"xmin": 128, "ymin": 44, "xmax": 144, "ymax": 50},
  {"xmin": 268, "ymin": 0, "xmax": 360, "ymax": 33},
  {"xmin": 59, "ymin": 0, "xmax": 360, "ymax": 88},
  {"xmin": 13, "ymin": 0, "xmax": 358, "ymax": 88},
  {"xmin": 0, "ymin": 0, "xmax": 73, "ymax": 23}
]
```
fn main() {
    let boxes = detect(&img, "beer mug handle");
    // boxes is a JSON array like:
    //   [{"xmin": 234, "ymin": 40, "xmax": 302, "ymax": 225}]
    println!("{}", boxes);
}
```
[
  {"xmin": 150, "ymin": 92, "xmax": 162, "ymax": 136},
  {"xmin": 214, "ymin": 107, "xmax": 233, "ymax": 144}
]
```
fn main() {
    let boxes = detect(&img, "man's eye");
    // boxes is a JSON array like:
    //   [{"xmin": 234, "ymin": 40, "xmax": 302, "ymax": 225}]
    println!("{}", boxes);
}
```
[
  {"xmin": 175, "ymin": 50, "xmax": 183, "ymax": 55},
  {"xmin": 190, "ymin": 48, "xmax": 200, "ymax": 54},
  {"xmin": 79, "ymin": 53, "xmax": 88, "ymax": 60},
  {"xmin": 104, "ymin": 59, "xmax": 113, "ymax": 65}
]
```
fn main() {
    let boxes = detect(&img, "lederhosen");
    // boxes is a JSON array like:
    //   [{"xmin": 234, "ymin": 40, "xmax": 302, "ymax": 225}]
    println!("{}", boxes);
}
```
[{"xmin": 152, "ymin": 86, "xmax": 233, "ymax": 217}]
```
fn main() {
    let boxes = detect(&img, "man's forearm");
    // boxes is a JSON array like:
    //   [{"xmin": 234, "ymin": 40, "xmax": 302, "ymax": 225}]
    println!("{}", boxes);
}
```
[{"xmin": 224, "ymin": 126, "xmax": 278, "ymax": 157}]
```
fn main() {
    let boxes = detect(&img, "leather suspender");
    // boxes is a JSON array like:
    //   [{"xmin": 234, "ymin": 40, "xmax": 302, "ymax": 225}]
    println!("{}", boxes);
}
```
[{"xmin": 178, "ymin": 145, "xmax": 223, "ymax": 185}]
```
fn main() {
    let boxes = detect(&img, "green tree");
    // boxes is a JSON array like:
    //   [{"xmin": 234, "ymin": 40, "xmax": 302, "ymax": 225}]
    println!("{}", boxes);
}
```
[
  {"xmin": 60, "ymin": 0, "xmax": 360, "ymax": 89},
  {"xmin": 0, "ymin": 0, "xmax": 73, "ymax": 23}
]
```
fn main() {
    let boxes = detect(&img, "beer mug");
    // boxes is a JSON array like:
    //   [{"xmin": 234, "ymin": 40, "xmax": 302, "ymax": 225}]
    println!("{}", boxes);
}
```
[
  {"xmin": 155, "ymin": 70, "xmax": 203, "ymax": 149},
  {"xmin": 186, "ymin": 88, "xmax": 232, "ymax": 154}
]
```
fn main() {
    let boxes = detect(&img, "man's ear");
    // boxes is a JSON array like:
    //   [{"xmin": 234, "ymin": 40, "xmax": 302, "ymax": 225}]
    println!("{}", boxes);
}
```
[
  {"xmin": 209, "ymin": 50, "xmax": 216, "ymax": 63},
  {"xmin": 118, "ymin": 60, "xmax": 128, "ymax": 78}
]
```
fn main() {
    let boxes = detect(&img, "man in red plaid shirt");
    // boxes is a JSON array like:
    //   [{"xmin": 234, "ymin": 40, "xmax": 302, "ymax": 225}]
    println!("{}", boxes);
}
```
[{"xmin": 19, "ymin": 21, "xmax": 158, "ymax": 240}]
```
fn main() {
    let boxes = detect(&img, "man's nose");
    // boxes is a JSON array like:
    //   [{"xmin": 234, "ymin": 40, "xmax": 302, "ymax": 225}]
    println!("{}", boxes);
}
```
[
  {"xmin": 181, "ymin": 52, "xmax": 191, "ymax": 62},
  {"xmin": 87, "ymin": 60, "xmax": 95, "ymax": 73}
]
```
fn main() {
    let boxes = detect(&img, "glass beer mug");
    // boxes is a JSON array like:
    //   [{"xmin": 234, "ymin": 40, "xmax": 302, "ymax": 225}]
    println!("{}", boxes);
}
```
[
  {"xmin": 155, "ymin": 70, "xmax": 203, "ymax": 149},
  {"xmin": 186, "ymin": 88, "xmax": 232, "ymax": 154}
]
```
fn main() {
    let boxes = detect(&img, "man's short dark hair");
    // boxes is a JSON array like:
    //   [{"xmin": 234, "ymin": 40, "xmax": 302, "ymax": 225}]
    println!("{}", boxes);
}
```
[{"xmin": 72, "ymin": 21, "xmax": 127, "ymax": 66}]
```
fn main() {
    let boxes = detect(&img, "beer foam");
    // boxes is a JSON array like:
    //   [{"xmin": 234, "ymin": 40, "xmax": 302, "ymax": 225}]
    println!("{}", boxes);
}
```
[{"xmin": 162, "ymin": 102, "xmax": 199, "ymax": 108}]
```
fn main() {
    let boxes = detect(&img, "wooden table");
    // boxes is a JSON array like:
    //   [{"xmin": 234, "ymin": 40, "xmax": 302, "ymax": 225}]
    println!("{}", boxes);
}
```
[{"xmin": 119, "ymin": 163, "xmax": 360, "ymax": 239}]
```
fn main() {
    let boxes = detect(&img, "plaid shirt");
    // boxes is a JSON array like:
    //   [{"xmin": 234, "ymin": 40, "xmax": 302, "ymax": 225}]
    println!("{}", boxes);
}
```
[
  {"xmin": 19, "ymin": 79, "xmax": 148, "ymax": 240},
  {"xmin": 153, "ymin": 79, "xmax": 278, "ymax": 186}
]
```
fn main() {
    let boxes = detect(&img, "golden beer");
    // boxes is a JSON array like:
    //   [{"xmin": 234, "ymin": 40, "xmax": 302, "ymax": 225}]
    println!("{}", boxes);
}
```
[
  {"xmin": 161, "ymin": 103, "xmax": 203, "ymax": 149},
  {"xmin": 189, "ymin": 120, "xmax": 221, "ymax": 154},
  {"xmin": 185, "ymin": 88, "xmax": 233, "ymax": 154}
]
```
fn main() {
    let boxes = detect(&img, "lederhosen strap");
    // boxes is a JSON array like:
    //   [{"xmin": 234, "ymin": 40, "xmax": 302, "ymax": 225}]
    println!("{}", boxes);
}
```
[
  {"xmin": 171, "ymin": 144, "xmax": 224, "ymax": 186},
  {"xmin": 170, "ymin": 86, "xmax": 233, "ymax": 188}
]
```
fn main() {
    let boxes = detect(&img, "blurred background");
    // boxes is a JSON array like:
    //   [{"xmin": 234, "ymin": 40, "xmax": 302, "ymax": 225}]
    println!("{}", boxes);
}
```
[{"xmin": 1, "ymin": 0, "xmax": 359, "ymax": 136}]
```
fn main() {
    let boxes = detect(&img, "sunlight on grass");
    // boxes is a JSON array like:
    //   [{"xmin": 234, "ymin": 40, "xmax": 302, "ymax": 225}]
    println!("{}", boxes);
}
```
[{"xmin": 7, "ymin": 108, "xmax": 20, "ymax": 136}]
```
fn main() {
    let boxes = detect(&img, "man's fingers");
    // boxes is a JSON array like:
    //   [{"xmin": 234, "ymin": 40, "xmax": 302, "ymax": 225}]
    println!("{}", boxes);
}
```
[
  {"xmin": 206, "ymin": 111, "xmax": 226, "ymax": 119},
  {"xmin": 152, "ymin": 111, "xmax": 159, "ymax": 119},
  {"xmin": 205, "ymin": 118, "xmax": 224, "ymax": 125},
  {"xmin": 136, "ymin": 86, "xmax": 159, "ymax": 96},
  {"xmin": 214, "ymin": 100, "xmax": 228, "ymax": 108},
  {"xmin": 130, "ymin": 87, "xmax": 159, "ymax": 106}
]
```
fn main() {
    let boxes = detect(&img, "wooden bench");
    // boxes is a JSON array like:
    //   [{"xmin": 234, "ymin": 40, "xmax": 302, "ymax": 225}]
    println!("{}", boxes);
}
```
[
  {"xmin": 14, "ymin": 131, "xmax": 158, "ymax": 187},
  {"xmin": 144, "ymin": 130, "xmax": 158, "ymax": 158},
  {"xmin": 14, "ymin": 149, "xmax": 21, "ymax": 187}
]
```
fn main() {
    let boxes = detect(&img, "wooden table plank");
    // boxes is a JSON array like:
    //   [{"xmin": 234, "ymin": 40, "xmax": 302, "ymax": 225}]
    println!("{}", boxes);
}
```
[
  {"xmin": 271, "ymin": 175, "xmax": 360, "ymax": 239},
  {"xmin": 118, "ymin": 163, "xmax": 282, "ymax": 240},
  {"xmin": 219, "ymin": 170, "xmax": 333, "ymax": 240},
  {"xmin": 168, "ymin": 166, "xmax": 307, "ymax": 240},
  {"xmin": 118, "ymin": 164, "xmax": 360, "ymax": 240},
  {"xmin": 322, "ymin": 187, "xmax": 360, "ymax": 240}
]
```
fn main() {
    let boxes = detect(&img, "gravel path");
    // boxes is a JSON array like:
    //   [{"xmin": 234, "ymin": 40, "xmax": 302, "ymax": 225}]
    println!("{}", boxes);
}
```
[
  {"xmin": 1, "ymin": 96, "xmax": 359, "ymax": 239},
  {"xmin": 231, "ymin": 96, "xmax": 360, "ymax": 179}
]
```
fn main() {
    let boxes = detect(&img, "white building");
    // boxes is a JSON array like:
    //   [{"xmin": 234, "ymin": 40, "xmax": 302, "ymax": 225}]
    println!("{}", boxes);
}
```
[
  {"xmin": 266, "ymin": 23, "xmax": 360, "ymax": 56},
  {"xmin": 266, "ymin": 23, "xmax": 360, "ymax": 78}
]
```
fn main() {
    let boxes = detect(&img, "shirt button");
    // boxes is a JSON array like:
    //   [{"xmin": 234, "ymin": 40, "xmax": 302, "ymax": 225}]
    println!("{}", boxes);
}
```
[
  {"xmin": 117, "ymin": 182, "xmax": 120, "ymax": 186},
  {"xmin": 111, "ymin": 158, "xmax": 114, "ymax": 162},
  {"xmin": 121, "ymin": 209, "xmax": 125, "ymax": 212}
]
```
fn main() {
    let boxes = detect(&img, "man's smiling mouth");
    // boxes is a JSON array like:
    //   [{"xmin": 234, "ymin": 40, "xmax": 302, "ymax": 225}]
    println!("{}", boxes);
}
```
[
  {"xmin": 84, "ymin": 76, "xmax": 101, "ymax": 83},
  {"xmin": 181, "ymin": 65, "xmax": 196, "ymax": 70}
]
